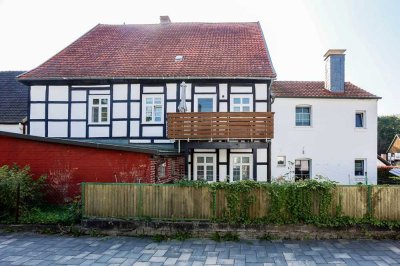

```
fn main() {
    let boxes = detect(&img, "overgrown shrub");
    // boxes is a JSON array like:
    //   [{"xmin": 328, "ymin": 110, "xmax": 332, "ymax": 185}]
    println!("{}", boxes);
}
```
[
  {"xmin": 377, "ymin": 166, "xmax": 400, "ymax": 184},
  {"xmin": 0, "ymin": 165, "xmax": 46, "ymax": 217}
]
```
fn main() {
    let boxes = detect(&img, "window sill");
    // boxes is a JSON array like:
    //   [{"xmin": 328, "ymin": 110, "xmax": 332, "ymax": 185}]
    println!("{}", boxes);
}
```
[
  {"xmin": 142, "ymin": 121, "xmax": 164, "ymax": 125},
  {"xmin": 88, "ymin": 122, "xmax": 110, "ymax": 126}
]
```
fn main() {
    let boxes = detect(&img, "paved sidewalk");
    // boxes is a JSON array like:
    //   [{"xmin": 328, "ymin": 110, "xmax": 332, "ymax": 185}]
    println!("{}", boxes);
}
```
[{"xmin": 1, "ymin": 232, "xmax": 400, "ymax": 265}]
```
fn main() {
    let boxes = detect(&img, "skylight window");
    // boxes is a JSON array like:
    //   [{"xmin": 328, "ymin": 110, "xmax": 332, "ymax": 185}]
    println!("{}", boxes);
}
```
[{"xmin": 175, "ymin": 55, "xmax": 184, "ymax": 62}]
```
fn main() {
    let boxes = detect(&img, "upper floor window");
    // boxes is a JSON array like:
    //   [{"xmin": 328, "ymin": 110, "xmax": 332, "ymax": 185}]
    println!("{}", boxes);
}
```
[
  {"xmin": 89, "ymin": 95, "xmax": 110, "ymax": 124},
  {"xmin": 231, "ymin": 95, "xmax": 253, "ymax": 112},
  {"xmin": 296, "ymin": 106, "xmax": 311, "ymax": 126},
  {"xmin": 143, "ymin": 95, "xmax": 164, "ymax": 123},
  {"xmin": 355, "ymin": 159, "xmax": 365, "ymax": 176},
  {"xmin": 295, "ymin": 159, "xmax": 311, "ymax": 181},
  {"xmin": 355, "ymin": 111, "xmax": 366, "ymax": 128}
]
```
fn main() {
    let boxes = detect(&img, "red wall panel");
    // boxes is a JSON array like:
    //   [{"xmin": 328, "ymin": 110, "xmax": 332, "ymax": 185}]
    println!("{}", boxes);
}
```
[{"xmin": 0, "ymin": 136, "xmax": 153, "ymax": 201}]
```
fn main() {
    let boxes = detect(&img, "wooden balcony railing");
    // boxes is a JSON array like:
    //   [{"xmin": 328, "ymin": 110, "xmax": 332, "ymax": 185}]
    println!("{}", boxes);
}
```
[{"xmin": 167, "ymin": 112, "xmax": 274, "ymax": 140}]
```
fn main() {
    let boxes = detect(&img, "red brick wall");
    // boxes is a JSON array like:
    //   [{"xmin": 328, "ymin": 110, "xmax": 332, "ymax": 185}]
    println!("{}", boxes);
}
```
[{"xmin": 0, "ymin": 135, "xmax": 183, "ymax": 202}]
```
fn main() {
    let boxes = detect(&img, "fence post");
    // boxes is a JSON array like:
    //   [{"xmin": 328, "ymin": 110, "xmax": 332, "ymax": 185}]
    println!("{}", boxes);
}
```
[
  {"xmin": 138, "ymin": 185, "xmax": 143, "ymax": 218},
  {"xmin": 367, "ymin": 185, "xmax": 373, "ymax": 218},
  {"xmin": 15, "ymin": 183, "xmax": 20, "ymax": 224},
  {"xmin": 81, "ymin": 182, "xmax": 85, "ymax": 218}
]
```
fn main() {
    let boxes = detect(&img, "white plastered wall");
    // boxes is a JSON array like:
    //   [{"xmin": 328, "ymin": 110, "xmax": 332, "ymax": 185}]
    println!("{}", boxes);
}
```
[{"xmin": 271, "ymin": 97, "xmax": 378, "ymax": 184}]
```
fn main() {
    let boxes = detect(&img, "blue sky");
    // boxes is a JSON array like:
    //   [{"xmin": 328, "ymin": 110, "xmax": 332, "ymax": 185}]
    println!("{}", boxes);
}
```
[{"xmin": 0, "ymin": 0, "xmax": 398, "ymax": 115}]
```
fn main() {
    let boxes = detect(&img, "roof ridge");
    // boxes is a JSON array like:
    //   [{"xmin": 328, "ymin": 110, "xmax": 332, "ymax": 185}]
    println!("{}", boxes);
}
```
[{"xmin": 97, "ymin": 21, "xmax": 260, "ymax": 27}]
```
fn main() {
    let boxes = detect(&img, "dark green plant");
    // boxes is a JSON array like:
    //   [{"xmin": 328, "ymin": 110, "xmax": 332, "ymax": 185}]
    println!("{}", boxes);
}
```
[{"xmin": 0, "ymin": 165, "xmax": 46, "ymax": 217}]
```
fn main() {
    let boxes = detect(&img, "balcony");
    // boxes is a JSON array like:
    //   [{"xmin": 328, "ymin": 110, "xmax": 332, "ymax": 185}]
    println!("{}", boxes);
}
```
[{"xmin": 167, "ymin": 112, "xmax": 274, "ymax": 140}]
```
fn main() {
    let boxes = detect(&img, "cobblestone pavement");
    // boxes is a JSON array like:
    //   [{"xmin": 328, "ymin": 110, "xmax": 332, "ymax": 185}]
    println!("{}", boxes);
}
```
[{"xmin": 1, "ymin": 233, "xmax": 400, "ymax": 266}]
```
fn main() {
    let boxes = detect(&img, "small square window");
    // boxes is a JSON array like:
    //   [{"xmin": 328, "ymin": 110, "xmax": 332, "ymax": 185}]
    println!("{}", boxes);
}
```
[
  {"xmin": 277, "ymin": 156, "xmax": 286, "ymax": 166},
  {"xmin": 89, "ymin": 95, "xmax": 109, "ymax": 124}
]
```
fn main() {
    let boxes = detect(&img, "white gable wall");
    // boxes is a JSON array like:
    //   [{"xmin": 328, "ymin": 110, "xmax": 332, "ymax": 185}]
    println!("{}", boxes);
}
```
[{"xmin": 271, "ymin": 97, "xmax": 378, "ymax": 184}]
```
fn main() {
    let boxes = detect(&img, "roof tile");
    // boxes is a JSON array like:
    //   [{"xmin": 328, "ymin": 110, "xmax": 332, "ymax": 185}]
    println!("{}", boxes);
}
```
[{"xmin": 19, "ymin": 22, "xmax": 276, "ymax": 80}]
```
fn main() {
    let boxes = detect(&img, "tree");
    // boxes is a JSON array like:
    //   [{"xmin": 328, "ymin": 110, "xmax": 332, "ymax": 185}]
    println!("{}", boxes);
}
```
[{"xmin": 378, "ymin": 115, "xmax": 400, "ymax": 154}]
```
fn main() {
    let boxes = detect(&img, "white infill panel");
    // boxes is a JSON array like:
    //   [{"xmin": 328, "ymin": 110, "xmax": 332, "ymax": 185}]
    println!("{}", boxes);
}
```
[
  {"xmin": 30, "ymin": 86, "xmax": 46, "ymax": 101},
  {"xmin": 112, "ymin": 121, "xmax": 127, "ymax": 137},
  {"xmin": 219, "ymin": 149, "xmax": 227, "ymax": 162},
  {"xmin": 30, "ymin": 104, "xmax": 45, "ymax": 119},
  {"xmin": 29, "ymin": 122, "xmax": 45, "ymax": 137},
  {"xmin": 219, "ymin": 165, "xmax": 227, "ymax": 182},
  {"xmin": 89, "ymin": 126, "xmax": 109, "ymax": 137},
  {"xmin": 130, "ymin": 102, "xmax": 140, "ymax": 118},
  {"xmin": 257, "ymin": 149, "xmax": 268, "ymax": 163},
  {"xmin": 167, "ymin": 102, "xmax": 176, "ymax": 113},
  {"xmin": 71, "ymin": 90, "xmax": 87, "ymax": 101},
  {"xmin": 142, "ymin": 126, "xmax": 163, "ymax": 137},
  {"xmin": 256, "ymin": 102, "xmax": 267, "ymax": 112},
  {"xmin": 130, "ymin": 121, "xmax": 140, "ymax": 137},
  {"xmin": 131, "ymin": 84, "xmax": 140, "ymax": 100},
  {"xmin": 194, "ymin": 86, "xmax": 216, "ymax": 93},
  {"xmin": 70, "ymin": 122, "xmax": 86, "ymax": 138},
  {"xmin": 48, "ymin": 122, "xmax": 68, "ymax": 137},
  {"xmin": 231, "ymin": 86, "xmax": 252, "ymax": 93},
  {"xmin": 113, "ymin": 84, "xmax": 128, "ymax": 100},
  {"xmin": 48, "ymin": 86, "xmax": 69, "ymax": 101},
  {"xmin": 113, "ymin": 102, "xmax": 128, "ymax": 119},
  {"xmin": 71, "ymin": 103, "xmax": 86, "ymax": 120},
  {"xmin": 48, "ymin": 104, "xmax": 68, "ymax": 119},
  {"xmin": 255, "ymin": 83, "xmax": 268, "ymax": 100},
  {"xmin": 257, "ymin": 165, "xmax": 267, "ymax": 181},
  {"xmin": 166, "ymin": 83, "xmax": 177, "ymax": 99},
  {"xmin": 219, "ymin": 84, "xmax": 228, "ymax": 99},
  {"xmin": 143, "ymin": 86, "xmax": 164, "ymax": 93}
]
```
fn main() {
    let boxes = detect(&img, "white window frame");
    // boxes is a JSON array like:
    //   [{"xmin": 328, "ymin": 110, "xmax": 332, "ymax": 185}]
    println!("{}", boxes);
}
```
[
  {"xmin": 355, "ymin": 111, "xmax": 366, "ymax": 129},
  {"xmin": 230, "ymin": 94, "xmax": 253, "ymax": 112},
  {"xmin": 295, "ymin": 105, "xmax": 312, "ymax": 127},
  {"xmin": 194, "ymin": 94, "xmax": 217, "ymax": 112},
  {"xmin": 229, "ymin": 154, "xmax": 253, "ymax": 182},
  {"xmin": 355, "ymin": 159, "xmax": 366, "ymax": 177},
  {"xmin": 88, "ymin": 95, "xmax": 110, "ymax": 125},
  {"xmin": 294, "ymin": 159, "xmax": 312, "ymax": 180},
  {"xmin": 142, "ymin": 94, "xmax": 164, "ymax": 124},
  {"xmin": 193, "ymin": 153, "xmax": 217, "ymax": 182}
]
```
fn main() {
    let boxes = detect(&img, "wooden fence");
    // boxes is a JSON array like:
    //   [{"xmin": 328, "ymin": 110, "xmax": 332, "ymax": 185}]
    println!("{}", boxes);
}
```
[{"xmin": 82, "ymin": 183, "xmax": 400, "ymax": 221}]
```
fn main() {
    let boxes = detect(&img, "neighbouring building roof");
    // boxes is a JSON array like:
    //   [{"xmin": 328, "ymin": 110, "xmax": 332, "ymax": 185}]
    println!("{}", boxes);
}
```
[
  {"xmin": 272, "ymin": 81, "xmax": 380, "ymax": 99},
  {"xmin": 0, "ymin": 71, "xmax": 28, "ymax": 123},
  {"xmin": 0, "ymin": 131, "xmax": 180, "ymax": 156},
  {"xmin": 19, "ymin": 22, "xmax": 276, "ymax": 81},
  {"xmin": 387, "ymin": 134, "xmax": 400, "ymax": 154}
]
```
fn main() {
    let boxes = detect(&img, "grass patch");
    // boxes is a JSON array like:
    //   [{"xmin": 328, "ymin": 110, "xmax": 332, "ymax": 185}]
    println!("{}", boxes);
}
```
[{"xmin": 0, "ymin": 204, "xmax": 81, "ymax": 225}]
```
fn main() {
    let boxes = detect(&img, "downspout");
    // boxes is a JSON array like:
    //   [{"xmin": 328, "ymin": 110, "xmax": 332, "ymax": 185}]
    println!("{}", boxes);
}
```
[{"xmin": 267, "ymin": 79, "xmax": 273, "ymax": 182}]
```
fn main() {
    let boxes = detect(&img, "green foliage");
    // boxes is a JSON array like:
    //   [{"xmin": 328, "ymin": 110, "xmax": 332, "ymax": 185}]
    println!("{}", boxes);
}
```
[
  {"xmin": 2, "ymin": 203, "xmax": 82, "ymax": 225},
  {"xmin": 151, "ymin": 232, "xmax": 192, "ymax": 242},
  {"xmin": 378, "ymin": 115, "xmax": 400, "ymax": 154},
  {"xmin": 259, "ymin": 233, "xmax": 280, "ymax": 241},
  {"xmin": 210, "ymin": 231, "xmax": 239, "ymax": 242},
  {"xmin": 0, "ymin": 165, "xmax": 46, "ymax": 216}
]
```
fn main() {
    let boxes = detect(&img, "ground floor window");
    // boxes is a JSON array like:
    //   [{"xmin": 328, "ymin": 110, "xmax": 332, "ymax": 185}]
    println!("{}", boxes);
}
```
[
  {"xmin": 230, "ymin": 154, "xmax": 252, "ymax": 182},
  {"xmin": 194, "ymin": 154, "xmax": 216, "ymax": 182},
  {"xmin": 295, "ymin": 159, "xmax": 311, "ymax": 181},
  {"xmin": 355, "ymin": 159, "xmax": 365, "ymax": 176}
]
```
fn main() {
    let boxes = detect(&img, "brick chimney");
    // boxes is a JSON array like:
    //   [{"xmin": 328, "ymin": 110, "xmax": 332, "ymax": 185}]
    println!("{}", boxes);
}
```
[
  {"xmin": 324, "ymin": 49, "xmax": 346, "ymax": 92},
  {"xmin": 160, "ymin": 16, "xmax": 171, "ymax": 24}
]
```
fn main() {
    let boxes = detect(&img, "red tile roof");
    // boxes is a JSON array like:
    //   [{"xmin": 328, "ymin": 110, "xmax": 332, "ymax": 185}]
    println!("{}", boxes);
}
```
[
  {"xmin": 272, "ymin": 81, "xmax": 380, "ymax": 99},
  {"xmin": 19, "ymin": 22, "xmax": 276, "ymax": 81}
]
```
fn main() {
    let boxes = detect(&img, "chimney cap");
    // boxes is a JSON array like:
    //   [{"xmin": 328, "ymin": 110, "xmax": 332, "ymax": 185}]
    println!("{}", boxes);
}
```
[
  {"xmin": 324, "ymin": 49, "xmax": 346, "ymax": 59},
  {"xmin": 160, "ymin": 16, "xmax": 171, "ymax": 24}
]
